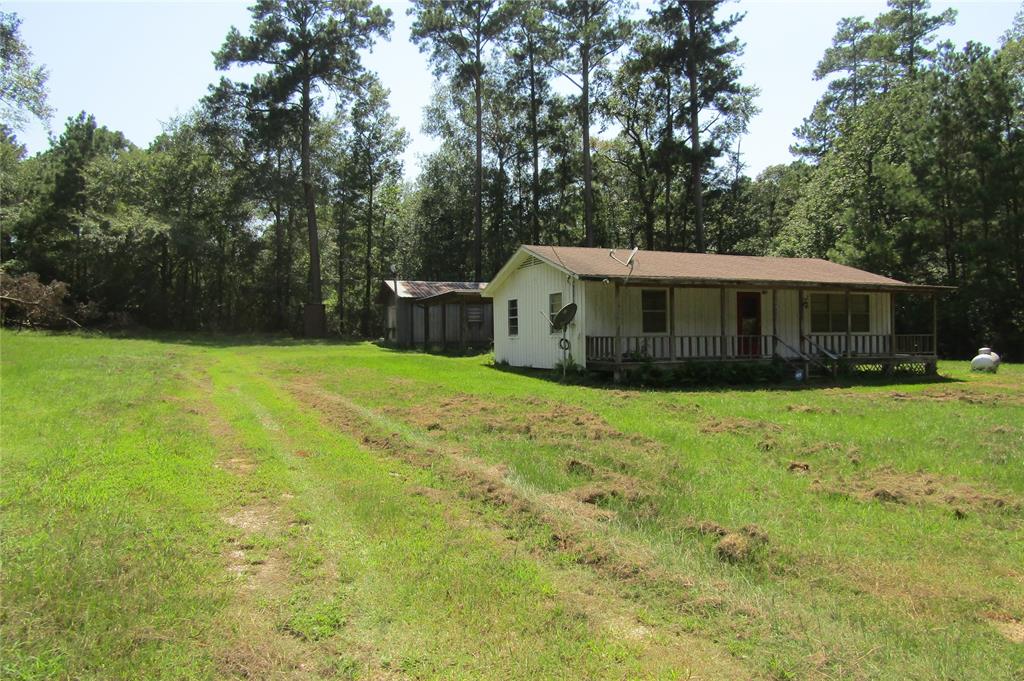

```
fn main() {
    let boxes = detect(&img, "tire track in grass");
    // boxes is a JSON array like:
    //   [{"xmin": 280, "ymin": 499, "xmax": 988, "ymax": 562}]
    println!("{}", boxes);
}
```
[
  {"xmin": 279, "ymin": 372, "xmax": 752, "ymax": 679},
  {"xmin": 208, "ymin": 353, "xmax": 751, "ymax": 679},
  {"xmin": 191, "ymin": 370, "xmax": 326, "ymax": 679}
]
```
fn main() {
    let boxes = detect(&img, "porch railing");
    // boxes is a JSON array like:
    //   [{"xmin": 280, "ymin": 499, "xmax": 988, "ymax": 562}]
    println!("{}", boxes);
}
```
[
  {"xmin": 805, "ymin": 333, "xmax": 936, "ymax": 357},
  {"xmin": 585, "ymin": 335, "xmax": 775, "ymax": 362},
  {"xmin": 586, "ymin": 333, "xmax": 936, "ymax": 363},
  {"xmin": 806, "ymin": 333, "xmax": 891, "ymax": 357},
  {"xmin": 894, "ymin": 334, "xmax": 935, "ymax": 355}
]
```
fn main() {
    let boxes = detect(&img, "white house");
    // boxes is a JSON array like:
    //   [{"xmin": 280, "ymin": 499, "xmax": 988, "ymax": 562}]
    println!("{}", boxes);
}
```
[{"xmin": 482, "ymin": 245, "xmax": 945, "ymax": 376}]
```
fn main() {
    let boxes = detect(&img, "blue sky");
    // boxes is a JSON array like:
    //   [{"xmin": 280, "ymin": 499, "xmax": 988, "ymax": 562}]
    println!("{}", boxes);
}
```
[{"xmin": 8, "ymin": 0, "xmax": 1020, "ymax": 179}]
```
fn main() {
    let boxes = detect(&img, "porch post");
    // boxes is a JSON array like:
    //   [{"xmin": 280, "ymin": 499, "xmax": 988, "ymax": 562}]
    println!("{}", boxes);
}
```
[
  {"xmin": 771, "ymin": 288, "xmax": 779, "ymax": 358},
  {"xmin": 890, "ymin": 292, "xmax": 896, "ymax": 356},
  {"xmin": 668, "ymin": 286, "xmax": 676, "ymax": 362},
  {"xmin": 719, "ymin": 286, "xmax": 727, "ymax": 358},
  {"xmin": 931, "ymin": 292, "xmax": 938, "ymax": 356},
  {"xmin": 614, "ymin": 281, "xmax": 622, "ymax": 377},
  {"xmin": 441, "ymin": 302, "xmax": 447, "ymax": 351},
  {"xmin": 798, "ymin": 288, "xmax": 805, "ymax": 355},
  {"xmin": 845, "ymin": 289, "xmax": 852, "ymax": 357}
]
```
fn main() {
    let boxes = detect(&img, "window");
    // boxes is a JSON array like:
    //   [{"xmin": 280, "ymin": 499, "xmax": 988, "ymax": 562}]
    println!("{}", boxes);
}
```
[
  {"xmin": 641, "ymin": 289, "xmax": 667, "ymax": 333},
  {"xmin": 810, "ymin": 293, "xmax": 869, "ymax": 333},
  {"xmin": 850, "ymin": 295, "xmax": 869, "ymax": 332},
  {"xmin": 507, "ymin": 299, "xmax": 518, "ymax": 336},
  {"xmin": 548, "ymin": 292, "xmax": 562, "ymax": 333}
]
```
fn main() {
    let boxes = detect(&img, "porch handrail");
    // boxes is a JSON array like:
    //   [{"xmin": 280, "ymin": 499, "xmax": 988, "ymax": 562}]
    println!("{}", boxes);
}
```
[
  {"xmin": 803, "ymin": 335, "xmax": 840, "ymax": 361},
  {"xmin": 773, "ymin": 336, "xmax": 805, "ymax": 359}
]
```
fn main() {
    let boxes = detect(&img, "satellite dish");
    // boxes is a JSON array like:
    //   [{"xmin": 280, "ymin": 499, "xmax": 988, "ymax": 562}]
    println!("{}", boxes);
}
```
[{"xmin": 551, "ymin": 302, "xmax": 577, "ymax": 332}]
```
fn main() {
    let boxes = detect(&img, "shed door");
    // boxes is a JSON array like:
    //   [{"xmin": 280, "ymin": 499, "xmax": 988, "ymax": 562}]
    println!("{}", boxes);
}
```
[{"xmin": 736, "ymin": 292, "xmax": 762, "ymax": 356}]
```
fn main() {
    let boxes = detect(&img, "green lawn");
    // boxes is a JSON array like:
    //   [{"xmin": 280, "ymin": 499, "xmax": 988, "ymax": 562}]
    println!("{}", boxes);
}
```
[{"xmin": 2, "ymin": 331, "xmax": 1021, "ymax": 680}]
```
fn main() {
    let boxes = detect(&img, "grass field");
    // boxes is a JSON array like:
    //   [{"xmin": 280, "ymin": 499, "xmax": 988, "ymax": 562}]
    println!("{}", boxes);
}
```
[{"xmin": 2, "ymin": 331, "xmax": 1022, "ymax": 680}]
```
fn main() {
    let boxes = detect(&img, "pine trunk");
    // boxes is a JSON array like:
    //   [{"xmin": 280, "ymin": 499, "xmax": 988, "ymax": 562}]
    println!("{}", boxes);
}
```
[
  {"xmin": 582, "ymin": 41, "xmax": 594, "ymax": 247},
  {"xmin": 474, "ymin": 39, "xmax": 484, "ymax": 281},
  {"xmin": 687, "ymin": 9, "xmax": 705, "ymax": 253},
  {"xmin": 300, "ymin": 78, "xmax": 325, "ymax": 335}
]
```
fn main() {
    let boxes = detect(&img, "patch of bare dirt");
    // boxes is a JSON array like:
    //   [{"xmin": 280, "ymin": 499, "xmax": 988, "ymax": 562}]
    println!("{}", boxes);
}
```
[
  {"xmin": 983, "ymin": 612, "xmax": 1024, "ymax": 644},
  {"xmin": 817, "ymin": 467, "xmax": 1022, "ymax": 513},
  {"xmin": 566, "ymin": 458, "xmax": 595, "ymax": 477},
  {"xmin": 539, "ymin": 493, "xmax": 616, "ymax": 522},
  {"xmin": 889, "ymin": 389, "xmax": 1024, "ymax": 407},
  {"xmin": 699, "ymin": 417, "xmax": 781, "ymax": 435},
  {"xmin": 715, "ymin": 533, "xmax": 753, "ymax": 562},
  {"xmin": 572, "ymin": 472, "xmax": 645, "ymax": 506},
  {"xmin": 224, "ymin": 544, "xmax": 290, "ymax": 596},
  {"xmin": 450, "ymin": 461, "xmax": 529, "ymax": 512},
  {"xmin": 683, "ymin": 519, "xmax": 770, "ymax": 562},
  {"xmin": 715, "ymin": 525, "xmax": 769, "ymax": 564},
  {"xmin": 387, "ymin": 393, "xmax": 656, "ymax": 451},
  {"xmin": 692, "ymin": 520, "xmax": 728, "ymax": 537},
  {"xmin": 214, "ymin": 617, "xmax": 313, "ymax": 680},
  {"xmin": 799, "ymin": 441, "xmax": 854, "ymax": 456},
  {"xmin": 407, "ymin": 485, "xmax": 450, "ymax": 503},
  {"xmin": 222, "ymin": 502, "xmax": 277, "ymax": 533},
  {"xmin": 217, "ymin": 457, "xmax": 256, "ymax": 475},
  {"xmin": 788, "ymin": 461, "xmax": 811, "ymax": 473},
  {"xmin": 786, "ymin": 404, "xmax": 839, "ymax": 414}
]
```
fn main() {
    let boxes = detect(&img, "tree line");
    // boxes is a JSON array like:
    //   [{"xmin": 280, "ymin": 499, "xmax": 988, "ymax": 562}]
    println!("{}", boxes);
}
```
[{"xmin": 1, "ymin": 1, "xmax": 1021, "ymax": 356}]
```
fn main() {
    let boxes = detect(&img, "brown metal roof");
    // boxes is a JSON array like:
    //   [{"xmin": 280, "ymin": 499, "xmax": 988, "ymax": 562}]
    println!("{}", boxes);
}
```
[
  {"xmin": 384, "ymin": 280, "xmax": 487, "ymax": 300},
  {"xmin": 523, "ymin": 246, "xmax": 945, "ymax": 291}
]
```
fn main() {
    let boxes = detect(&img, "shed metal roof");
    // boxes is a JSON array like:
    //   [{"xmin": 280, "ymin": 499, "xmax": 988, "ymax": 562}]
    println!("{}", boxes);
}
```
[{"xmin": 383, "ymin": 280, "xmax": 487, "ymax": 300}]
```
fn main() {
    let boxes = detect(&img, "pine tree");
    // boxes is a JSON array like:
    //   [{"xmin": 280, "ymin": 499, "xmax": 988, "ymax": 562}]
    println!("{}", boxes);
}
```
[{"xmin": 216, "ymin": 0, "xmax": 392, "ymax": 336}]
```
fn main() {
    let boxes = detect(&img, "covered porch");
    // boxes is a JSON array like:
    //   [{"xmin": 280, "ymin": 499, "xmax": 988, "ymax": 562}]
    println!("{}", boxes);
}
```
[{"xmin": 584, "ymin": 283, "xmax": 941, "ymax": 375}]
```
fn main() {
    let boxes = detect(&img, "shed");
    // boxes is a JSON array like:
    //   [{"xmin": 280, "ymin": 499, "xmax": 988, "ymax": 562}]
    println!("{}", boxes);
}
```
[{"xmin": 380, "ymin": 280, "xmax": 493, "ymax": 350}]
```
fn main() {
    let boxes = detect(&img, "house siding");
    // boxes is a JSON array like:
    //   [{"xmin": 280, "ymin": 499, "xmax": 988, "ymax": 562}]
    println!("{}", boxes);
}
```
[{"xmin": 492, "ymin": 259, "xmax": 585, "ymax": 369}]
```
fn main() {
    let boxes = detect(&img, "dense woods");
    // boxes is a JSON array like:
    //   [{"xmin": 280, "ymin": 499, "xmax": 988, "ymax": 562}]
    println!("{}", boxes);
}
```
[{"xmin": 1, "ymin": 1, "xmax": 1021, "ymax": 356}]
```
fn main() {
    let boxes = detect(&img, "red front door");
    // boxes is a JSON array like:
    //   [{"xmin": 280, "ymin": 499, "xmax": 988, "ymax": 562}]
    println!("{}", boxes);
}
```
[{"xmin": 736, "ymin": 292, "xmax": 762, "ymax": 357}]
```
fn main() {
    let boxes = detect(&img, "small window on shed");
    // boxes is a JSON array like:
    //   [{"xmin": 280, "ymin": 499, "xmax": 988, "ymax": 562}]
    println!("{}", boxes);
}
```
[
  {"xmin": 641, "ymin": 290, "xmax": 667, "ymax": 333},
  {"xmin": 548, "ymin": 292, "xmax": 562, "ymax": 333},
  {"xmin": 508, "ymin": 299, "xmax": 518, "ymax": 337},
  {"xmin": 466, "ymin": 304, "xmax": 483, "ymax": 326}
]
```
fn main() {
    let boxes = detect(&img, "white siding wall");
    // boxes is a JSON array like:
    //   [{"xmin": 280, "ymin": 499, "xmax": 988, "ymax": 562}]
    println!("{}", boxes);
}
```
[
  {"xmin": 585, "ymin": 284, "xmax": 775, "ymax": 337},
  {"xmin": 775, "ymin": 289, "xmax": 801, "ymax": 357},
  {"xmin": 492, "ymin": 261, "xmax": 584, "ymax": 369}
]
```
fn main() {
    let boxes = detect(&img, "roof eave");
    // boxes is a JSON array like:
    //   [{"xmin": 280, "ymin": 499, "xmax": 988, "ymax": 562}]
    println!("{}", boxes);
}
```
[{"xmin": 576, "ymin": 275, "xmax": 954, "ymax": 293}]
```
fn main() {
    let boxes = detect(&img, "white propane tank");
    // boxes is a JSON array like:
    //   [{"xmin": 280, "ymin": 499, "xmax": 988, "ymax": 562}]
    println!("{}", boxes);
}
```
[{"xmin": 971, "ymin": 347, "xmax": 1000, "ymax": 373}]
